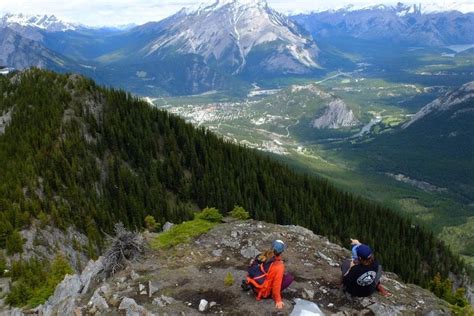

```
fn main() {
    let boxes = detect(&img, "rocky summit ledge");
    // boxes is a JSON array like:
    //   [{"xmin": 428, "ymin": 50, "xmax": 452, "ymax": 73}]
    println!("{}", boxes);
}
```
[{"xmin": 8, "ymin": 220, "xmax": 451, "ymax": 315}]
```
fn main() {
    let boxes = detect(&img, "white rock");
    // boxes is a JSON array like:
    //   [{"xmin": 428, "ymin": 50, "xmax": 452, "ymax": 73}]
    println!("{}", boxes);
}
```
[{"xmin": 199, "ymin": 299, "xmax": 209, "ymax": 312}]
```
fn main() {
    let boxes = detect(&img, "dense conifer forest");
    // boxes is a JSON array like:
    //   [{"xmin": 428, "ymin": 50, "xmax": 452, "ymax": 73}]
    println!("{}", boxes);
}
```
[{"xmin": 0, "ymin": 69, "xmax": 467, "ymax": 288}]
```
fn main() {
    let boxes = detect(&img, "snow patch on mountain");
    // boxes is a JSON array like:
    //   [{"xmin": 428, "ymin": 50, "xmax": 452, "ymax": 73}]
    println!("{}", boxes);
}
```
[
  {"xmin": 297, "ymin": 2, "xmax": 474, "ymax": 14},
  {"xmin": 144, "ymin": 0, "xmax": 319, "ymax": 75},
  {"xmin": 0, "ymin": 13, "xmax": 78, "ymax": 32}
]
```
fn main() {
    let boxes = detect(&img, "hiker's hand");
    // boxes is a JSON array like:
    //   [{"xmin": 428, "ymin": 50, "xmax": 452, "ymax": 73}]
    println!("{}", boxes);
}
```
[
  {"xmin": 275, "ymin": 301, "xmax": 284, "ymax": 309},
  {"xmin": 350, "ymin": 239, "xmax": 360, "ymax": 245}
]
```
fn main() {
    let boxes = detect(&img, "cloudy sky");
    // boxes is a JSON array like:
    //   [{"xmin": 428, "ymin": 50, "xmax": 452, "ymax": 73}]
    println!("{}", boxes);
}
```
[{"xmin": 0, "ymin": 0, "xmax": 471, "ymax": 26}]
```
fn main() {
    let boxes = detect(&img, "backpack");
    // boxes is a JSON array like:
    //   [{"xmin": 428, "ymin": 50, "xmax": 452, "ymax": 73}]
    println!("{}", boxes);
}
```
[{"xmin": 246, "ymin": 254, "xmax": 275, "ymax": 286}]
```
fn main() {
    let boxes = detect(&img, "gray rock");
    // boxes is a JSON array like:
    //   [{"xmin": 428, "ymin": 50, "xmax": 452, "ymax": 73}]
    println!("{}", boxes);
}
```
[
  {"xmin": 212, "ymin": 249, "xmax": 223, "ymax": 257},
  {"xmin": 48, "ymin": 274, "xmax": 82, "ymax": 306},
  {"xmin": 153, "ymin": 295, "xmax": 176, "ymax": 307},
  {"xmin": 89, "ymin": 289, "xmax": 109, "ymax": 311},
  {"xmin": 130, "ymin": 270, "xmax": 139, "ymax": 281},
  {"xmin": 366, "ymin": 302, "xmax": 406, "ymax": 315},
  {"xmin": 290, "ymin": 298, "xmax": 325, "ymax": 316},
  {"xmin": 119, "ymin": 297, "xmax": 147, "ymax": 315},
  {"xmin": 199, "ymin": 299, "xmax": 208, "ymax": 312},
  {"xmin": 221, "ymin": 237, "xmax": 240, "ymax": 249},
  {"xmin": 149, "ymin": 280, "xmax": 161, "ymax": 297},
  {"xmin": 303, "ymin": 288, "xmax": 315, "ymax": 300},
  {"xmin": 240, "ymin": 245, "xmax": 259, "ymax": 259},
  {"xmin": 80, "ymin": 257, "xmax": 104, "ymax": 294},
  {"xmin": 162, "ymin": 222, "xmax": 174, "ymax": 232}
]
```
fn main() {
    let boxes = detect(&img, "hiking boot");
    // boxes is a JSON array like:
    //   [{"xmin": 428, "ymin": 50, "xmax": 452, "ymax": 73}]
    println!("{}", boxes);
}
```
[{"xmin": 241, "ymin": 280, "xmax": 251, "ymax": 291}]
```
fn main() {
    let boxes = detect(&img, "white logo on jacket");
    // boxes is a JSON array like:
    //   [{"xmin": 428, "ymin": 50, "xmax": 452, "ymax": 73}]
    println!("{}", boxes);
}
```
[{"xmin": 356, "ymin": 271, "xmax": 377, "ymax": 286}]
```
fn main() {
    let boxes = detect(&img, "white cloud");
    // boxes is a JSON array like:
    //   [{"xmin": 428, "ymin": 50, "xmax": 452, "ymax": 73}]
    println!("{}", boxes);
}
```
[{"xmin": 0, "ymin": 0, "xmax": 472, "ymax": 26}]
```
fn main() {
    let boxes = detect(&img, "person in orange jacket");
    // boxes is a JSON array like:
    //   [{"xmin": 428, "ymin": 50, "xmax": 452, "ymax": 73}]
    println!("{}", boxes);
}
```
[{"xmin": 243, "ymin": 240, "xmax": 294, "ymax": 310}]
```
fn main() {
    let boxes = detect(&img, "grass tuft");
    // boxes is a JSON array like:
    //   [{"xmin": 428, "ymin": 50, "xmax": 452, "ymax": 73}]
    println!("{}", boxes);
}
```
[{"xmin": 150, "ymin": 219, "xmax": 217, "ymax": 250}]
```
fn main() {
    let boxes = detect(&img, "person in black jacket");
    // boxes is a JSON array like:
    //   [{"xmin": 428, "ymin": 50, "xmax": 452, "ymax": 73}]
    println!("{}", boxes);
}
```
[{"xmin": 341, "ymin": 239, "xmax": 388, "ymax": 297}]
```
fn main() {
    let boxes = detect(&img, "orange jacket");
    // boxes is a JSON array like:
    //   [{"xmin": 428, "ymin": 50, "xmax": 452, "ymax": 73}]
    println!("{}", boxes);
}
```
[{"xmin": 255, "ymin": 255, "xmax": 285, "ymax": 304}]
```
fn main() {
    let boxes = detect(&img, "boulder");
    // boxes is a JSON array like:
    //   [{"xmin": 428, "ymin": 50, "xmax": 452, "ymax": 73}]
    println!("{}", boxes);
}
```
[
  {"xmin": 80, "ymin": 257, "xmax": 104, "ymax": 294},
  {"xmin": 89, "ymin": 289, "xmax": 109, "ymax": 311}
]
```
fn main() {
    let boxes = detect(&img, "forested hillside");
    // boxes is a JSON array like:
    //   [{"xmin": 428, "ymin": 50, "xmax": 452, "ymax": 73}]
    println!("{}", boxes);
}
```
[{"xmin": 0, "ymin": 69, "xmax": 467, "ymax": 287}]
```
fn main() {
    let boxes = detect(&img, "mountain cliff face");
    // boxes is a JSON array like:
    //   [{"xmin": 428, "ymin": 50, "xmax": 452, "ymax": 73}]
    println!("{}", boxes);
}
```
[
  {"xmin": 292, "ymin": 4, "xmax": 474, "ymax": 46},
  {"xmin": 312, "ymin": 98, "xmax": 359, "ymax": 129},
  {"xmin": 350, "ymin": 81, "xmax": 474, "ymax": 203},
  {"xmin": 4, "ymin": 220, "xmax": 453, "ymax": 315},
  {"xmin": 403, "ymin": 81, "xmax": 474, "ymax": 128},
  {"xmin": 135, "ymin": 0, "xmax": 319, "ymax": 76},
  {"xmin": 0, "ymin": 27, "xmax": 71, "ymax": 70}
]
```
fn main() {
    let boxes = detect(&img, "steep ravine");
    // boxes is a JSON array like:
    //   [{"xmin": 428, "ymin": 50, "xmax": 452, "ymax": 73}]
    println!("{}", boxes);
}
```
[{"xmin": 4, "ymin": 220, "xmax": 453, "ymax": 315}]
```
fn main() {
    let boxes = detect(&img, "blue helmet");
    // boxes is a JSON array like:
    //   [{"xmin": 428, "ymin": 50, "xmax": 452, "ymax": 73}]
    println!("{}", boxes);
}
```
[{"xmin": 272, "ymin": 239, "xmax": 286, "ymax": 254}]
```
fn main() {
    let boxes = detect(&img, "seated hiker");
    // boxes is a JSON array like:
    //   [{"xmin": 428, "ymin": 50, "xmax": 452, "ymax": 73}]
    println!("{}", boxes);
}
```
[
  {"xmin": 241, "ymin": 240, "xmax": 294, "ymax": 310},
  {"xmin": 341, "ymin": 239, "xmax": 389, "ymax": 297}
]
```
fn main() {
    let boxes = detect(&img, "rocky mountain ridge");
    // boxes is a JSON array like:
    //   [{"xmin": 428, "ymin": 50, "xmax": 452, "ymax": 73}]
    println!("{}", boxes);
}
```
[
  {"xmin": 312, "ymin": 99, "xmax": 359, "ymax": 130},
  {"xmin": 2, "ymin": 220, "xmax": 453, "ymax": 315},
  {"xmin": 292, "ymin": 6, "xmax": 474, "ymax": 46},
  {"xmin": 0, "ymin": 14, "xmax": 78, "ymax": 32},
  {"xmin": 134, "ymin": 0, "xmax": 319, "ymax": 76},
  {"xmin": 403, "ymin": 81, "xmax": 474, "ymax": 128}
]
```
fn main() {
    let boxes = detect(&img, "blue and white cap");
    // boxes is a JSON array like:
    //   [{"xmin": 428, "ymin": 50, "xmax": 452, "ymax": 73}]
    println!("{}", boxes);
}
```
[{"xmin": 272, "ymin": 239, "xmax": 286, "ymax": 254}]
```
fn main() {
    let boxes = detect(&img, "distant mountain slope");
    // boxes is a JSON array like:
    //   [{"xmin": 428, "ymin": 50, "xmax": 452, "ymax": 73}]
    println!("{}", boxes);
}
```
[
  {"xmin": 92, "ymin": 0, "xmax": 320, "ymax": 95},
  {"xmin": 133, "ymin": 0, "xmax": 320, "ymax": 76},
  {"xmin": 0, "ymin": 27, "xmax": 73, "ymax": 70},
  {"xmin": 0, "ymin": 13, "xmax": 78, "ymax": 32},
  {"xmin": 0, "ymin": 69, "xmax": 465, "ymax": 288},
  {"xmin": 351, "ymin": 82, "xmax": 474, "ymax": 201},
  {"xmin": 403, "ymin": 81, "xmax": 474, "ymax": 128},
  {"xmin": 292, "ymin": 4, "xmax": 474, "ymax": 46}
]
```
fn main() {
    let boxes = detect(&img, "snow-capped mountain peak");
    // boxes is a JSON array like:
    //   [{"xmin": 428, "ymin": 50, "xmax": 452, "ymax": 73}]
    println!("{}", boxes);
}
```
[
  {"xmin": 143, "ymin": 0, "xmax": 319, "ymax": 75},
  {"xmin": 304, "ymin": 1, "xmax": 473, "ymax": 14},
  {"xmin": 0, "ymin": 13, "xmax": 78, "ymax": 32}
]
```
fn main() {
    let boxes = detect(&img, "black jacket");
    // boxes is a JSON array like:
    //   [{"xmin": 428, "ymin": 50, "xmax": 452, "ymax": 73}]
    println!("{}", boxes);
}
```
[{"xmin": 343, "ymin": 260, "xmax": 379, "ymax": 297}]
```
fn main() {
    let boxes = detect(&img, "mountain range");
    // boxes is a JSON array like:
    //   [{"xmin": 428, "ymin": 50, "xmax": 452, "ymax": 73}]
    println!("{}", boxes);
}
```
[
  {"xmin": 292, "ymin": 3, "xmax": 474, "ymax": 46},
  {"xmin": 1, "ymin": 0, "xmax": 473, "ymax": 95}
]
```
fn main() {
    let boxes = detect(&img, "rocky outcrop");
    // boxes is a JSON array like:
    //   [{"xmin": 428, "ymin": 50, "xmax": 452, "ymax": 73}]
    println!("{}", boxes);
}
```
[
  {"xmin": 0, "ymin": 109, "xmax": 12, "ymax": 135},
  {"xmin": 15, "ymin": 224, "xmax": 89, "ymax": 271},
  {"xmin": 403, "ymin": 81, "xmax": 474, "ymax": 129},
  {"xmin": 139, "ymin": 0, "xmax": 319, "ymax": 75},
  {"xmin": 1, "ymin": 220, "xmax": 452, "ymax": 315},
  {"xmin": 34, "ymin": 257, "xmax": 104, "ymax": 315},
  {"xmin": 312, "ymin": 99, "xmax": 360, "ymax": 129}
]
